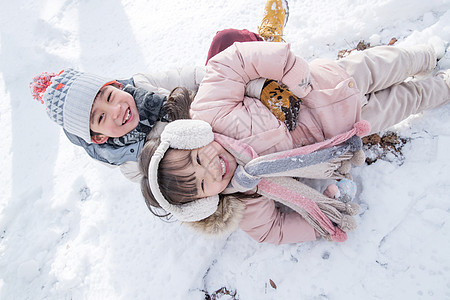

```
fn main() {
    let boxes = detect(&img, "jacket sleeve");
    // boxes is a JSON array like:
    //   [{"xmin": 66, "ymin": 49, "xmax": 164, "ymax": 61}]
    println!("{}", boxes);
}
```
[
  {"xmin": 133, "ymin": 65, "xmax": 267, "ymax": 100},
  {"xmin": 239, "ymin": 196, "xmax": 318, "ymax": 244},
  {"xmin": 133, "ymin": 66, "xmax": 205, "ymax": 96},
  {"xmin": 191, "ymin": 41, "xmax": 312, "ymax": 126}
]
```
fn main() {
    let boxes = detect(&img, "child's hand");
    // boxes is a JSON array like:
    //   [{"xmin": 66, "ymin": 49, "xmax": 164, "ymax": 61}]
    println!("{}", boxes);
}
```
[
  {"xmin": 260, "ymin": 79, "xmax": 302, "ymax": 131},
  {"xmin": 324, "ymin": 178, "xmax": 357, "ymax": 203}
]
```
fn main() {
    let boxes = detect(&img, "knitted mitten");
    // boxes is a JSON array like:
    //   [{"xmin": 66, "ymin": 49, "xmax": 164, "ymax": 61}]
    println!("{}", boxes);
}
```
[
  {"xmin": 324, "ymin": 178, "xmax": 357, "ymax": 203},
  {"xmin": 260, "ymin": 79, "xmax": 301, "ymax": 131},
  {"xmin": 336, "ymin": 178, "xmax": 357, "ymax": 203}
]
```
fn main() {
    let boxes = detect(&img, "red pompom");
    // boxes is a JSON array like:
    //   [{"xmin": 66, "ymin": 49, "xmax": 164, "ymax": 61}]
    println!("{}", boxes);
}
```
[
  {"xmin": 353, "ymin": 120, "xmax": 371, "ymax": 137},
  {"xmin": 29, "ymin": 72, "xmax": 57, "ymax": 104}
]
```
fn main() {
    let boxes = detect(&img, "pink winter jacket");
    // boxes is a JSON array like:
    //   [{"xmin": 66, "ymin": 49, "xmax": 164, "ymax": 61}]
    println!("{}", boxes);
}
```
[{"xmin": 190, "ymin": 42, "xmax": 362, "ymax": 244}]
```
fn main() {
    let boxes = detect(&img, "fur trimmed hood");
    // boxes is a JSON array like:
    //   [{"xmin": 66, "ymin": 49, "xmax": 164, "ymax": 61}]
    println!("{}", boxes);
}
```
[{"xmin": 182, "ymin": 195, "xmax": 246, "ymax": 237}]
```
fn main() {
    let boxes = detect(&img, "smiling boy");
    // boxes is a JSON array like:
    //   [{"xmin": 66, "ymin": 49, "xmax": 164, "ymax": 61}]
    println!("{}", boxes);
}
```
[
  {"xmin": 30, "ymin": 67, "xmax": 175, "ymax": 173},
  {"xmin": 89, "ymin": 83, "xmax": 140, "ymax": 144},
  {"xmin": 29, "ymin": 3, "xmax": 292, "ymax": 181}
]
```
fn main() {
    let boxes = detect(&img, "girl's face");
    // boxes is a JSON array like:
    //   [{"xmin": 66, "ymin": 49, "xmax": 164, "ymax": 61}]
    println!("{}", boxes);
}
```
[{"xmin": 165, "ymin": 141, "xmax": 237, "ymax": 198}]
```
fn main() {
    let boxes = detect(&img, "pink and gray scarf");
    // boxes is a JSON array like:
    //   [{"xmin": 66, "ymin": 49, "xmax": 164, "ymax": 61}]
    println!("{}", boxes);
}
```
[{"xmin": 214, "ymin": 120, "xmax": 370, "ymax": 242}]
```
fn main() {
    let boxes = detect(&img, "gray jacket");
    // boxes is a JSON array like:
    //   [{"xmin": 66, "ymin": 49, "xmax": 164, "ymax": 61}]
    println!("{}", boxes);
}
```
[{"xmin": 64, "ymin": 129, "xmax": 144, "ymax": 165}]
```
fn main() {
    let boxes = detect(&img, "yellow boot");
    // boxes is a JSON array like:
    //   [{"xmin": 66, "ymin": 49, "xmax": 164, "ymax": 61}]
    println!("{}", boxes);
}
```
[{"xmin": 258, "ymin": 0, "xmax": 289, "ymax": 42}]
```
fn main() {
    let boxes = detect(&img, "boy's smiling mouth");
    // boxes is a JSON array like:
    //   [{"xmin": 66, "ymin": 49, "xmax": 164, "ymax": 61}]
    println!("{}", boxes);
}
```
[{"xmin": 122, "ymin": 108, "xmax": 131, "ymax": 125}]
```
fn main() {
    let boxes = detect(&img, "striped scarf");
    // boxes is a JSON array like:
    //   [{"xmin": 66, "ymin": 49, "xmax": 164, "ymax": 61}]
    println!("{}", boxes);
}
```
[{"xmin": 214, "ymin": 120, "xmax": 370, "ymax": 242}]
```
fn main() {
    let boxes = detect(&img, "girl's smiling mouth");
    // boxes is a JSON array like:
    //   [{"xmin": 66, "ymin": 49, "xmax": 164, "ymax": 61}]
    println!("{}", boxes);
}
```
[{"xmin": 219, "ymin": 156, "xmax": 228, "ymax": 177}]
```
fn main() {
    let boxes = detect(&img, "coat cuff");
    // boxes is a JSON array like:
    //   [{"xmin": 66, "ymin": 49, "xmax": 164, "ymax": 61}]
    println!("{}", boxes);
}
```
[
  {"xmin": 245, "ymin": 78, "xmax": 266, "ymax": 99},
  {"xmin": 281, "ymin": 55, "xmax": 312, "ymax": 98}
]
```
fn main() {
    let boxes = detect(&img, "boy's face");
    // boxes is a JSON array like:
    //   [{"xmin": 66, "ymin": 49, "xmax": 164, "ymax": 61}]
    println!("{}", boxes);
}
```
[{"xmin": 90, "ymin": 84, "xmax": 139, "ymax": 144}]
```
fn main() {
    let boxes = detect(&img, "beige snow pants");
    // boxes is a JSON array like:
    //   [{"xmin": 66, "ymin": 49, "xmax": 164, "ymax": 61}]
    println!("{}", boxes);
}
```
[{"xmin": 337, "ymin": 45, "xmax": 450, "ymax": 134}]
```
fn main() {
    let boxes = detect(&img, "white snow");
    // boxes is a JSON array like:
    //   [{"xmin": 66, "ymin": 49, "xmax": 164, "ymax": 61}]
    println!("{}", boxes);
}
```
[{"xmin": 1, "ymin": 0, "xmax": 450, "ymax": 299}]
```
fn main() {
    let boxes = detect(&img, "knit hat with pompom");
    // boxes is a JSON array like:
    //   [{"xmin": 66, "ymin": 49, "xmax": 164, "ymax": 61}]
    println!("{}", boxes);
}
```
[{"xmin": 30, "ymin": 68, "xmax": 115, "ymax": 143}]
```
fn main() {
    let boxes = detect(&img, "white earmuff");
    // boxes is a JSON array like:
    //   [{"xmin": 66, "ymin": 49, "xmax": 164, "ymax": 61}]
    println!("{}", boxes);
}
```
[{"xmin": 148, "ymin": 119, "xmax": 220, "ymax": 222}]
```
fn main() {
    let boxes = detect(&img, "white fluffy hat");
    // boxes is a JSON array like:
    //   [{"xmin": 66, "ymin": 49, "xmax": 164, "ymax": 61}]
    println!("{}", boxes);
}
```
[{"xmin": 148, "ymin": 119, "xmax": 220, "ymax": 222}]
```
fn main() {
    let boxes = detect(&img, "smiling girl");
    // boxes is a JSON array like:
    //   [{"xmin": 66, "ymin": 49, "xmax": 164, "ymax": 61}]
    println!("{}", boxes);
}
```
[{"xmin": 139, "ymin": 39, "xmax": 450, "ymax": 244}]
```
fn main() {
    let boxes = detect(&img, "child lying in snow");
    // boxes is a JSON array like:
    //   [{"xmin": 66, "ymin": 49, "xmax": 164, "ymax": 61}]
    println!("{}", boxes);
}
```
[{"xmin": 139, "ymin": 40, "xmax": 450, "ymax": 244}]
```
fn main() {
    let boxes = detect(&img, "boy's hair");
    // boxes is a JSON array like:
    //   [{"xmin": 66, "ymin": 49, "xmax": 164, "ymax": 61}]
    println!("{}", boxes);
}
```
[{"xmin": 30, "ymin": 68, "xmax": 115, "ymax": 144}]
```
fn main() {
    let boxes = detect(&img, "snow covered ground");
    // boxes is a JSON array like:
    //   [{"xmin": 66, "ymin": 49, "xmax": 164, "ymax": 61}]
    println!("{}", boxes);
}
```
[{"xmin": 1, "ymin": 0, "xmax": 450, "ymax": 299}]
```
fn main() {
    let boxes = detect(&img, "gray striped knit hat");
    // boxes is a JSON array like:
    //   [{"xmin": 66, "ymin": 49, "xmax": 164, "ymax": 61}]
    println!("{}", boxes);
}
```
[{"xmin": 30, "ymin": 68, "xmax": 115, "ymax": 143}]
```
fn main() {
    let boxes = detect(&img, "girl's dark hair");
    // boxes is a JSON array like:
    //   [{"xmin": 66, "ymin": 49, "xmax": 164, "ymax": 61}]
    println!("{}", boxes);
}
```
[
  {"xmin": 165, "ymin": 86, "xmax": 194, "ymax": 120},
  {"xmin": 139, "ymin": 86, "xmax": 197, "ymax": 217},
  {"xmin": 139, "ymin": 139, "xmax": 201, "ymax": 216},
  {"xmin": 139, "ymin": 138, "xmax": 168, "ymax": 217}
]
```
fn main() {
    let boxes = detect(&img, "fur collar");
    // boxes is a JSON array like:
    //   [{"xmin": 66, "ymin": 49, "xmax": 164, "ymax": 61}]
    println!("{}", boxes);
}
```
[{"xmin": 182, "ymin": 196, "xmax": 246, "ymax": 237}]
